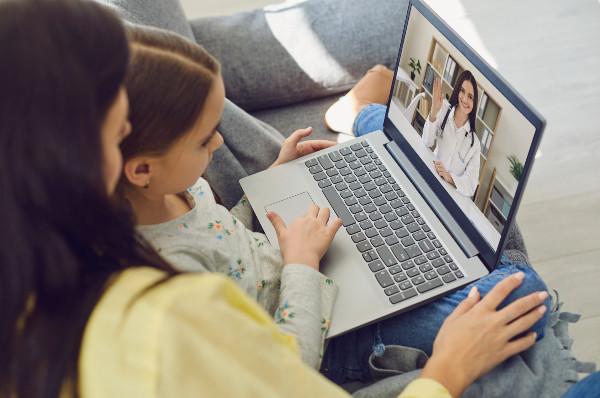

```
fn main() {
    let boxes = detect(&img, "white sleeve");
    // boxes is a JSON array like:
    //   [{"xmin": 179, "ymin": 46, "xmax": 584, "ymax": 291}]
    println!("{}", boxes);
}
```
[{"xmin": 422, "ymin": 101, "xmax": 449, "ymax": 148}]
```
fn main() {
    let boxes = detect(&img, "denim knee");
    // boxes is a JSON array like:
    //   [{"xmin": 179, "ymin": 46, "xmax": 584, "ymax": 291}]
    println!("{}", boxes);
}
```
[{"xmin": 498, "ymin": 264, "xmax": 551, "ymax": 339}]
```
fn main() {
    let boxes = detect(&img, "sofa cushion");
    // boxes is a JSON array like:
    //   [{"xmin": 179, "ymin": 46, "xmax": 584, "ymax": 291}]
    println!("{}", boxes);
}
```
[{"xmin": 190, "ymin": 0, "xmax": 409, "ymax": 112}]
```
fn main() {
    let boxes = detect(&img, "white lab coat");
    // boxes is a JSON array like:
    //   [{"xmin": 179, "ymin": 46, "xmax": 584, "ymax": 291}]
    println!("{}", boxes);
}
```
[{"xmin": 422, "ymin": 101, "xmax": 481, "ymax": 197}]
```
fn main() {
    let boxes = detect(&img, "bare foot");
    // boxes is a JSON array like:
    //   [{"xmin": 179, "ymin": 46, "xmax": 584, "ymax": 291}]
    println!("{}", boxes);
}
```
[{"xmin": 324, "ymin": 65, "xmax": 394, "ymax": 135}]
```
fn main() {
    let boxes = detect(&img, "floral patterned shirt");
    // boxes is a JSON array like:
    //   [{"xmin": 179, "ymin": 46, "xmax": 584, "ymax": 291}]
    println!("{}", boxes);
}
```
[{"xmin": 137, "ymin": 177, "xmax": 338, "ymax": 369}]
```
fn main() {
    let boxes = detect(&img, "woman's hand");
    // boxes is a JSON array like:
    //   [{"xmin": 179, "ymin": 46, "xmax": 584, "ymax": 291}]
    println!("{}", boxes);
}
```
[
  {"xmin": 430, "ymin": 77, "xmax": 443, "ymax": 122},
  {"xmin": 270, "ymin": 127, "xmax": 336, "ymax": 168},
  {"xmin": 266, "ymin": 205, "xmax": 342, "ymax": 271},
  {"xmin": 421, "ymin": 272, "xmax": 548, "ymax": 398},
  {"xmin": 434, "ymin": 161, "xmax": 454, "ymax": 185}
]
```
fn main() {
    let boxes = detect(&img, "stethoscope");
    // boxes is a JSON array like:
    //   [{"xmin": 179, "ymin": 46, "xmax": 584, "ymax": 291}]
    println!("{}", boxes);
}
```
[{"xmin": 438, "ymin": 105, "xmax": 475, "ymax": 150}]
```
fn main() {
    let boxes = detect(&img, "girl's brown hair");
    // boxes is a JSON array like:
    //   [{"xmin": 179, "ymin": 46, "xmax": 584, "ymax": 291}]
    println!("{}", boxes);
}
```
[{"xmin": 121, "ymin": 27, "xmax": 221, "ymax": 162}]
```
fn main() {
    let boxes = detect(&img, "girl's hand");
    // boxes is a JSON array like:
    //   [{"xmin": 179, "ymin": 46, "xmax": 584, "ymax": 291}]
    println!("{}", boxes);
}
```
[
  {"xmin": 266, "ymin": 205, "xmax": 342, "ymax": 271},
  {"xmin": 271, "ymin": 127, "xmax": 336, "ymax": 168},
  {"xmin": 434, "ymin": 161, "xmax": 454, "ymax": 185},
  {"xmin": 430, "ymin": 77, "xmax": 443, "ymax": 122},
  {"xmin": 421, "ymin": 272, "xmax": 548, "ymax": 398}
]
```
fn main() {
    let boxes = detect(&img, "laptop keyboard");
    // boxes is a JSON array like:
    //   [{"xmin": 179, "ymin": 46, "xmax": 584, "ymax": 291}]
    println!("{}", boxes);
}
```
[{"xmin": 305, "ymin": 140, "xmax": 465, "ymax": 304}]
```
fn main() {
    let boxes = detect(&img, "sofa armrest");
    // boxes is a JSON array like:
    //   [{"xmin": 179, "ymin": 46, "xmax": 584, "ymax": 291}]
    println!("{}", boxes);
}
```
[{"xmin": 190, "ymin": 0, "xmax": 409, "ymax": 111}]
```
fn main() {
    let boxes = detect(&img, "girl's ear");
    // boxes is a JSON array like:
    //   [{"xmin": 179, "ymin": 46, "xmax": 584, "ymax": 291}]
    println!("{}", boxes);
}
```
[{"xmin": 123, "ymin": 157, "xmax": 153, "ymax": 188}]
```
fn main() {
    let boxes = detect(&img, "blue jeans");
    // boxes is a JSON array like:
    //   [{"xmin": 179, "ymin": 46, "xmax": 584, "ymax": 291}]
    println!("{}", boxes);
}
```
[
  {"xmin": 320, "ymin": 258, "xmax": 551, "ymax": 384},
  {"xmin": 352, "ymin": 103, "xmax": 388, "ymax": 137},
  {"xmin": 563, "ymin": 372, "xmax": 600, "ymax": 398}
]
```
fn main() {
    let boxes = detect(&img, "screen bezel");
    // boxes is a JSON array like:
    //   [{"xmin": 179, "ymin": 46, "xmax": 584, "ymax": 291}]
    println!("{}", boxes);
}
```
[{"xmin": 383, "ymin": 0, "xmax": 546, "ymax": 269}]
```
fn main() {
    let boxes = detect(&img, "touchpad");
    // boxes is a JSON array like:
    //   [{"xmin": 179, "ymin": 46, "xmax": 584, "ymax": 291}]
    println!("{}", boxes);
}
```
[{"xmin": 265, "ymin": 192, "xmax": 316, "ymax": 226}]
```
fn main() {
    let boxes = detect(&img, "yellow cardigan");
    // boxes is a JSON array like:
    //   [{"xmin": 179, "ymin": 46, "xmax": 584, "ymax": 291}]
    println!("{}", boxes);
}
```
[{"xmin": 79, "ymin": 267, "xmax": 451, "ymax": 398}]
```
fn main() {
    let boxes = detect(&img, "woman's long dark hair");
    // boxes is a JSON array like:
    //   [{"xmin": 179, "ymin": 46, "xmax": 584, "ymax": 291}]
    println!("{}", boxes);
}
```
[
  {"xmin": 448, "ymin": 70, "xmax": 479, "ymax": 134},
  {"xmin": 0, "ymin": 1, "xmax": 174, "ymax": 396}
]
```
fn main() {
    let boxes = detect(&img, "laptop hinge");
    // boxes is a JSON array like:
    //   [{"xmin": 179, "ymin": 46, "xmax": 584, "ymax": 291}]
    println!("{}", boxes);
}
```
[{"xmin": 386, "ymin": 141, "xmax": 479, "ymax": 259}]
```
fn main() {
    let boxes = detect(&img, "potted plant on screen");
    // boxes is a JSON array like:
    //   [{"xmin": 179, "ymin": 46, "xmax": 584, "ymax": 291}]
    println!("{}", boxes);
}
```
[
  {"xmin": 507, "ymin": 155, "xmax": 524, "ymax": 182},
  {"xmin": 409, "ymin": 57, "xmax": 421, "ymax": 81}
]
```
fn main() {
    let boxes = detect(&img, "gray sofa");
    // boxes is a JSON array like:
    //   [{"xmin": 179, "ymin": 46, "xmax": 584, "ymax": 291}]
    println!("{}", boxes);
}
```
[{"xmin": 97, "ymin": 0, "xmax": 593, "ymax": 396}]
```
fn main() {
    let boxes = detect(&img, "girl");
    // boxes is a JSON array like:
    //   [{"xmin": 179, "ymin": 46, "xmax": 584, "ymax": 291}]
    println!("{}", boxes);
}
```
[{"xmin": 119, "ymin": 27, "xmax": 551, "ymax": 382}]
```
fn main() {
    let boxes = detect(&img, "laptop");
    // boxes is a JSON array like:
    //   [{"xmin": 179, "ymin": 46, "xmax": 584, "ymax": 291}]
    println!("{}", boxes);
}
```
[{"xmin": 240, "ymin": 0, "xmax": 545, "ymax": 338}]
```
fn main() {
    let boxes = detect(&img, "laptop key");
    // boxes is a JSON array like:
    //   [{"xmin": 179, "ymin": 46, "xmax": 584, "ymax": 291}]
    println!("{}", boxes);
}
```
[
  {"xmin": 360, "ymin": 156, "xmax": 372, "ymax": 165},
  {"xmin": 385, "ymin": 191, "xmax": 398, "ymax": 201},
  {"xmin": 374, "ymin": 219, "xmax": 387, "ymax": 229},
  {"xmin": 366, "ymin": 146, "xmax": 374, "ymax": 153},
  {"xmin": 388, "ymin": 264, "xmax": 403, "ymax": 274},
  {"xmin": 418, "ymin": 240, "xmax": 435, "ymax": 253},
  {"xmin": 331, "ymin": 175, "xmax": 343, "ymax": 184},
  {"xmin": 455, "ymin": 271, "xmax": 464, "ymax": 278},
  {"xmin": 351, "ymin": 232, "xmax": 366, "ymax": 243},
  {"xmin": 394, "ymin": 272, "xmax": 407, "ymax": 283},
  {"xmin": 354, "ymin": 167, "xmax": 367, "ymax": 177},
  {"xmin": 401, "ymin": 260, "xmax": 415, "ymax": 270},
  {"xmin": 370, "ymin": 236, "xmax": 385, "ymax": 247},
  {"xmin": 368, "ymin": 259, "xmax": 385, "ymax": 272},
  {"xmin": 359, "ymin": 174, "xmax": 371, "ymax": 184},
  {"xmin": 356, "ymin": 241, "xmax": 372, "ymax": 253},
  {"xmin": 380, "ymin": 227, "xmax": 393, "ymax": 237},
  {"xmin": 389, "ymin": 288, "xmax": 418, "ymax": 304},
  {"xmin": 344, "ymin": 154, "xmax": 358, "ymax": 163},
  {"xmin": 424, "ymin": 270, "xmax": 438, "ymax": 280},
  {"xmin": 380, "ymin": 184, "xmax": 393, "ymax": 194},
  {"xmin": 350, "ymin": 143, "xmax": 362, "ymax": 151},
  {"xmin": 399, "ymin": 281, "xmax": 413, "ymax": 291},
  {"xmin": 407, "ymin": 268, "xmax": 420, "ymax": 278},
  {"xmin": 346, "ymin": 224, "xmax": 361, "ymax": 235},
  {"xmin": 426, "ymin": 251, "xmax": 440, "ymax": 260},
  {"xmin": 345, "ymin": 196, "xmax": 358, "ymax": 206},
  {"xmin": 355, "ymin": 212, "xmax": 368, "ymax": 222},
  {"xmin": 375, "ymin": 270, "xmax": 394, "ymax": 288},
  {"xmin": 363, "ymin": 203, "xmax": 376, "ymax": 213},
  {"xmin": 419, "ymin": 264, "xmax": 433, "ymax": 273},
  {"xmin": 406, "ymin": 245, "xmax": 422, "ymax": 258},
  {"xmin": 340, "ymin": 147, "xmax": 352, "ymax": 155},
  {"xmin": 348, "ymin": 182, "xmax": 361, "ymax": 191},
  {"xmin": 340, "ymin": 190, "xmax": 353, "ymax": 199},
  {"xmin": 406, "ymin": 204, "xmax": 415, "ymax": 211},
  {"xmin": 384, "ymin": 285, "xmax": 400, "ymax": 296},
  {"xmin": 326, "ymin": 168, "xmax": 338, "ymax": 177},
  {"xmin": 363, "ymin": 250, "xmax": 377, "ymax": 262},
  {"xmin": 361, "ymin": 141, "xmax": 370, "ymax": 147},
  {"xmin": 374, "ymin": 196, "xmax": 387, "ymax": 206},
  {"xmin": 335, "ymin": 182, "xmax": 347, "ymax": 191},
  {"xmin": 442, "ymin": 273, "xmax": 457, "ymax": 283},
  {"xmin": 416, "ymin": 278, "xmax": 443, "ymax": 293},
  {"xmin": 339, "ymin": 167, "xmax": 352, "ymax": 176},
  {"xmin": 444, "ymin": 255, "xmax": 453, "ymax": 263},
  {"xmin": 305, "ymin": 159, "xmax": 318, "ymax": 167},
  {"xmin": 396, "ymin": 207, "xmax": 409, "ymax": 217},
  {"xmin": 411, "ymin": 275, "xmax": 425, "ymax": 285},
  {"xmin": 354, "ymin": 188, "xmax": 368, "ymax": 198},
  {"xmin": 385, "ymin": 236, "xmax": 399, "ymax": 246},
  {"xmin": 390, "ymin": 199, "xmax": 404, "ymax": 209},
  {"xmin": 318, "ymin": 179, "xmax": 332, "ymax": 189},
  {"xmin": 359, "ymin": 220, "xmax": 373, "ymax": 230},
  {"xmin": 328, "ymin": 151, "xmax": 343, "ymax": 162},
  {"xmin": 348, "ymin": 161, "xmax": 361, "ymax": 170},
  {"xmin": 365, "ymin": 228, "xmax": 378, "ymax": 238},
  {"xmin": 368, "ymin": 189, "xmax": 382, "ymax": 199},
  {"xmin": 313, "ymin": 172, "xmax": 327, "ymax": 181},
  {"xmin": 380, "ymin": 204, "xmax": 393, "ymax": 214},
  {"xmin": 376, "ymin": 246, "xmax": 398, "ymax": 267},
  {"xmin": 349, "ymin": 204, "xmax": 362, "ymax": 214},
  {"xmin": 449, "ymin": 263, "xmax": 458, "ymax": 271},
  {"xmin": 406, "ymin": 223, "xmax": 420, "ymax": 233},
  {"xmin": 395, "ymin": 227, "xmax": 409, "ymax": 237},
  {"xmin": 432, "ymin": 240, "xmax": 442, "ymax": 248},
  {"xmin": 431, "ymin": 258, "xmax": 445, "ymax": 268},
  {"xmin": 401, "ymin": 237, "xmax": 415, "ymax": 247},
  {"xmin": 370, "ymin": 170, "xmax": 383, "ymax": 179},
  {"xmin": 355, "ymin": 149, "xmax": 367, "ymax": 158},
  {"xmin": 369, "ymin": 212, "xmax": 383, "ymax": 221},
  {"xmin": 422, "ymin": 225, "xmax": 431, "ymax": 232},
  {"xmin": 439, "ymin": 248, "xmax": 448, "ymax": 255},
  {"xmin": 384, "ymin": 212, "xmax": 398, "ymax": 222},
  {"xmin": 437, "ymin": 265, "xmax": 451, "ymax": 275},
  {"xmin": 344, "ymin": 174, "xmax": 358, "ymax": 183},
  {"xmin": 365, "ymin": 163, "xmax": 377, "ymax": 172},
  {"xmin": 359, "ymin": 196, "xmax": 371, "ymax": 206},
  {"xmin": 401, "ymin": 215, "xmax": 415, "ymax": 225},
  {"xmin": 375, "ymin": 177, "xmax": 387, "ymax": 186},
  {"xmin": 322, "ymin": 186, "xmax": 355, "ymax": 226},
  {"xmin": 318, "ymin": 155, "xmax": 334, "ymax": 169},
  {"xmin": 414, "ymin": 255, "xmax": 427, "ymax": 265},
  {"xmin": 390, "ymin": 244, "xmax": 410, "ymax": 262},
  {"xmin": 413, "ymin": 231, "xmax": 426, "ymax": 241}
]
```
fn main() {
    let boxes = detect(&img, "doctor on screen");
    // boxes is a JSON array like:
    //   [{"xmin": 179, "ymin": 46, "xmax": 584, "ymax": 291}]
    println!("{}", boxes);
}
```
[{"xmin": 423, "ymin": 70, "xmax": 481, "ymax": 197}]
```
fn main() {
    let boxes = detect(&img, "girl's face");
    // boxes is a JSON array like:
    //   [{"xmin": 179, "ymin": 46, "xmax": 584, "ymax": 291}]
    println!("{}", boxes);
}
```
[
  {"xmin": 101, "ymin": 87, "xmax": 131, "ymax": 194},
  {"xmin": 457, "ymin": 79, "xmax": 475, "ymax": 116},
  {"xmin": 148, "ymin": 77, "xmax": 225, "ymax": 195}
]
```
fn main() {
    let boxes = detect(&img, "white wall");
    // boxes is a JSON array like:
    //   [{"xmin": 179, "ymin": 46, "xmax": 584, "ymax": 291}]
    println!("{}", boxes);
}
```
[
  {"xmin": 396, "ymin": 7, "xmax": 534, "ymax": 197},
  {"xmin": 180, "ymin": 0, "xmax": 280, "ymax": 18}
]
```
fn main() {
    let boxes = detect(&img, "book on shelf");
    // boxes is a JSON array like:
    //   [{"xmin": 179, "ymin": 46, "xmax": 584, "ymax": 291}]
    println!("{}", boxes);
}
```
[
  {"xmin": 419, "ymin": 96, "xmax": 430, "ymax": 117},
  {"xmin": 443, "ymin": 57, "xmax": 456, "ymax": 83}
]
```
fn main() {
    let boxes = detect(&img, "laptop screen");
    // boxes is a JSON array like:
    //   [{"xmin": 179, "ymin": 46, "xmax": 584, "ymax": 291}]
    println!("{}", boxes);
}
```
[{"xmin": 385, "ymin": 1, "xmax": 544, "ymax": 261}]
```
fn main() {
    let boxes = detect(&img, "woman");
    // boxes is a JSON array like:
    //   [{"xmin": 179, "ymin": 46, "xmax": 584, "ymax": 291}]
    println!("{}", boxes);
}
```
[
  {"xmin": 423, "ymin": 72, "xmax": 481, "ymax": 197},
  {"xmin": 325, "ymin": 67, "xmax": 481, "ymax": 197},
  {"xmin": 0, "ymin": 1, "xmax": 552, "ymax": 397}
]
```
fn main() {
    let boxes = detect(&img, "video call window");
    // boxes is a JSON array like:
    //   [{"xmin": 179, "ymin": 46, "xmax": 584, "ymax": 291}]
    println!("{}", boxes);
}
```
[{"xmin": 388, "ymin": 7, "xmax": 536, "ymax": 250}]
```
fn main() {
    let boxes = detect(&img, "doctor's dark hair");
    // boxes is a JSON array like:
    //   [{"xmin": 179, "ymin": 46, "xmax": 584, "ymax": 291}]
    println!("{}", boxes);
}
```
[
  {"xmin": 0, "ymin": 1, "xmax": 174, "ymax": 397},
  {"xmin": 449, "ymin": 70, "xmax": 479, "ymax": 134}
]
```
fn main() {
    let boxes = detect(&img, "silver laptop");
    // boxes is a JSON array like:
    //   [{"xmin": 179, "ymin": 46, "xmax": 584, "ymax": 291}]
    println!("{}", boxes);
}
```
[{"xmin": 240, "ymin": 0, "xmax": 545, "ymax": 338}]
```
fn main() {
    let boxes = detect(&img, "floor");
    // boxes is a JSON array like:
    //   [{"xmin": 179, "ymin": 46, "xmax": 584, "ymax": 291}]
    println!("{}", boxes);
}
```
[{"xmin": 181, "ymin": 0, "xmax": 600, "ymax": 367}]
